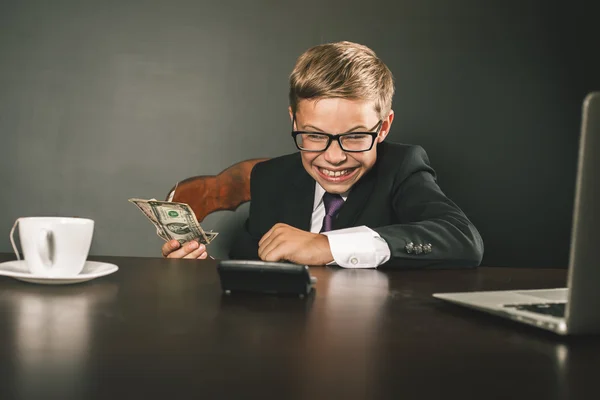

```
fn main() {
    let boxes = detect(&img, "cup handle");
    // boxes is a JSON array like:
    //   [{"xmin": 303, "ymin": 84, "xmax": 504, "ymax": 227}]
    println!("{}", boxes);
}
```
[
  {"xmin": 9, "ymin": 218, "xmax": 21, "ymax": 261},
  {"xmin": 37, "ymin": 229, "xmax": 55, "ymax": 268}
]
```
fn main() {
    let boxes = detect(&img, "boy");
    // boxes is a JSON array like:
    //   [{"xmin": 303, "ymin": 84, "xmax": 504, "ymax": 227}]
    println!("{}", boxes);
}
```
[{"xmin": 163, "ymin": 41, "xmax": 483, "ymax": 268}]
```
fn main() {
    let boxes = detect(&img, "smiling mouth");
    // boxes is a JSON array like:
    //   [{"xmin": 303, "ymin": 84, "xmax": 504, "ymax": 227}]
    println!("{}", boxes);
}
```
[{"xmin": 316, "ymin": 167, "xmax": 359, "ymax": 182}]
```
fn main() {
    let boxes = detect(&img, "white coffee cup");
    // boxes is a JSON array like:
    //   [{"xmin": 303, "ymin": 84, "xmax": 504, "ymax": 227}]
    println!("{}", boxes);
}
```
[{"xmin": 10, "ymin": 217, "xmax": 94, "ymax": 277}]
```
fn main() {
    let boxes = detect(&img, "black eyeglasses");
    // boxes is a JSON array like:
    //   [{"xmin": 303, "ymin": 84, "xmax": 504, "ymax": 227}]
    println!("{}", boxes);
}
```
[{"xmin": 291, "ymin": 117, "xmax": 383, "ymax": 153}]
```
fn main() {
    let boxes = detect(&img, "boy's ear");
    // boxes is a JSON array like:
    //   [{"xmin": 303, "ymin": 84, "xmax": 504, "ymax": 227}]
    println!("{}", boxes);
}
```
[{"xmin": 377, "ymin": 110, "xmax": 394, "ymax": 142}]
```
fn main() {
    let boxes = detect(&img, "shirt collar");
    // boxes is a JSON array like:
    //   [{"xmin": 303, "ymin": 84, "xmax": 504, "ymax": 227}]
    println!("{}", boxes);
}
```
[{"xmin": 313, "ymin": 182, "xmax": 349, "ymax": 211}]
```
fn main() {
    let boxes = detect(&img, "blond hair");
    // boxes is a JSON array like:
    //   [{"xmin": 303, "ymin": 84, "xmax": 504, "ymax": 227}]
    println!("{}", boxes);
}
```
[{"xmin": 289, "ymin": 41, "xmax": 395, "ymax": 119}]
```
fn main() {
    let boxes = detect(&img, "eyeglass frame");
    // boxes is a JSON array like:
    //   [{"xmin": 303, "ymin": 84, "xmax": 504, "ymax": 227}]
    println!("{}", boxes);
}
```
[{"xmin": 290, "ymin": 116, "xmax": 383, "ymax": 153}]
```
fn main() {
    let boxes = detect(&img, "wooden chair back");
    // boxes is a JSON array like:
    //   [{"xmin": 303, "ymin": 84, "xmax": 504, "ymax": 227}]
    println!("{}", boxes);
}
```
[{"xmin": 166, "ymin": 158, "xmax": 268, "ymax": 222}]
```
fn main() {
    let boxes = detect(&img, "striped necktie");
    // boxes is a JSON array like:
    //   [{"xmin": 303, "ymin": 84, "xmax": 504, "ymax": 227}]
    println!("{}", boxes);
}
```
[{"xmin": 320, "ymin": 192, "xmax": 344, "ymax": 232}]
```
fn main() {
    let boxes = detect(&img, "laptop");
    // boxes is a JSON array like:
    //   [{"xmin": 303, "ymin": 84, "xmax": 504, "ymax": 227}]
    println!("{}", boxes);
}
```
[{"xmin": 433, "ymin": 92, "xmax": 600, "ymax": 335}]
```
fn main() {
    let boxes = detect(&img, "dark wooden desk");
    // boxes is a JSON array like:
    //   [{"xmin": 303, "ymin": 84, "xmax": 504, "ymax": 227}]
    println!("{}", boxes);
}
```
[{"xmin": 0, "ymin": 254, "xmax": 598, "ymax": 400}]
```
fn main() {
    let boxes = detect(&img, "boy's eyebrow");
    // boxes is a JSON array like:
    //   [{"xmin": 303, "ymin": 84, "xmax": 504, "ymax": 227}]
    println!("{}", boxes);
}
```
[
  {"xmin": 300, "ymin": 124, "xmax": 369, "ymax": 133},
  {"xmin": 301, "ymin": 124, "xmax": 325, "ymax": 132}
]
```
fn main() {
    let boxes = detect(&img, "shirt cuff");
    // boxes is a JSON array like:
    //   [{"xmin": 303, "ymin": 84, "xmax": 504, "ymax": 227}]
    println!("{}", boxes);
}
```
[{"xmin": 322, "ymin": 226, "xmax": 391, "ymax": 268}]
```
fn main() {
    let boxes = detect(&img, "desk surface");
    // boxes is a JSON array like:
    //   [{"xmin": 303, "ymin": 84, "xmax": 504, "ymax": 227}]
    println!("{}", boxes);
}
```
[{"xmin": 0, "ymin": 254, "xmax": 598, "ymax": 400}]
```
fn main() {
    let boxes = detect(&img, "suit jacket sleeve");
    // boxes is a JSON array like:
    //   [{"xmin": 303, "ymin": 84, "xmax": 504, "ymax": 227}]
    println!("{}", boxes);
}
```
[
  {"xmin": 229, "ymin": 162, "xmax": 268, "ymax": 260},
  {"xmin": 373, "ymin": 146, "xmax": 484, "ymax": 268}
]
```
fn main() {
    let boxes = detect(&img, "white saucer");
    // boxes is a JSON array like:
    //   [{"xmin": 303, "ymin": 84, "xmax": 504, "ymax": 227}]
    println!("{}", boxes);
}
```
[{"xmin": 0, "ymin": 260, "xmax": 119, "ymax": 285}]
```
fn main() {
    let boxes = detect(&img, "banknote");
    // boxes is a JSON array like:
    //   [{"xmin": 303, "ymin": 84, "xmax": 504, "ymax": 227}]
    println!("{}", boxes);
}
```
[
  {"xmin": 128, "ymin": 198, "xmax": 169, "ymax": 240},
  {"xmin": 128, "ymin": 198, "xmax": 218, "ymax": 245}
]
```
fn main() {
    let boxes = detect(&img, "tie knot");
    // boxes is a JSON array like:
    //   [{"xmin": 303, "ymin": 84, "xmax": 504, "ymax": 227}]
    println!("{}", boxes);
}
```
[{"xmin": 323, "ymin": 192, "xmax": 344, "ymax": 217}]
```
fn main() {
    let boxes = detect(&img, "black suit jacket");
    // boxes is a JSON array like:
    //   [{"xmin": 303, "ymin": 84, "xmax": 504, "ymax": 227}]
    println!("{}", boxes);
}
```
[{"xmin": 230, "ymin": 141, "xmax": 484, "ymax": 268}]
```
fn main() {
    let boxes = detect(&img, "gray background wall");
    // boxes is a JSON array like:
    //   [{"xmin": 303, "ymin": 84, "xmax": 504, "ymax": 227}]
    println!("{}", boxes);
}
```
[{"xmin": 1, "ymin": 0, "xmax": 598, "ymax": 266}]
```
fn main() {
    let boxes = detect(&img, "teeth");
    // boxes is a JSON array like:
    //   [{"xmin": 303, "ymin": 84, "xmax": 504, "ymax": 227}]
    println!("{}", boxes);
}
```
[{"xmin": 321, "ymin": 168, "xmax": 351, "ymax": 177}]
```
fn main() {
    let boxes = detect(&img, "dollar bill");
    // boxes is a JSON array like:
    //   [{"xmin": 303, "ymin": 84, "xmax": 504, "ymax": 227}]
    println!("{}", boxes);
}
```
[
  {"xmin": 128, "ymin": 198, "xmax": 218, "ymax": 245},
  {"xmin": 128, "ymin": 198, "xmax": 169, "ymax": 240}
]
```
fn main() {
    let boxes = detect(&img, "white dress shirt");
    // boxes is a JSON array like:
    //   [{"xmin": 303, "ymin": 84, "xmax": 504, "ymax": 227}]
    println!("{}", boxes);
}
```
[{"xmin": 310, "ymin": 183, "xmax": 391, "ymax": 268}]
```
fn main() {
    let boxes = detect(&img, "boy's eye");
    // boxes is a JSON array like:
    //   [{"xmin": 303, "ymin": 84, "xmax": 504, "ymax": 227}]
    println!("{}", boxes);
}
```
[{"xmin": 305, "ymin": 134, "xmax": 328, "ymax": 141}]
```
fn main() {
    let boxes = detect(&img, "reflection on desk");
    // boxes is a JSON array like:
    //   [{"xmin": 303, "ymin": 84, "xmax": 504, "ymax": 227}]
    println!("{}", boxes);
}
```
[{"xmin": 2, "ymin": 283, "xmax": 118, "ymax": 399}]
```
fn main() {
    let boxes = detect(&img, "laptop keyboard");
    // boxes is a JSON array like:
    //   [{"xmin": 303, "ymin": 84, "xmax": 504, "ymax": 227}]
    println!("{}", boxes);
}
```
[{"xmin": 503, "ymin": 303, "xmax": 566, "ymax": 318}]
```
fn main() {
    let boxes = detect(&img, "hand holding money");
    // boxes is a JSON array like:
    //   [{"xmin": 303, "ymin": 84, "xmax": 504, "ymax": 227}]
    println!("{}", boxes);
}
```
[
  {"xmin": 161, "ymin": 239, "xmax": 209, "ymax": 259},
  {"xmin": 128, "ymin": 198, "xmax": 219, "ymax": 246}
]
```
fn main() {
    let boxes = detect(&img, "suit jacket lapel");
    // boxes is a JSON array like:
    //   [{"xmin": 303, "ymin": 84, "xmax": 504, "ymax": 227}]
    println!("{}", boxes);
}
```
[
  {"xmin": 333, "ymin": 166, "xmax": 378, "ymax": 230},
  {"xmin": 280, "ymin": 160, "xmax": 315, "ymax": 231}
]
